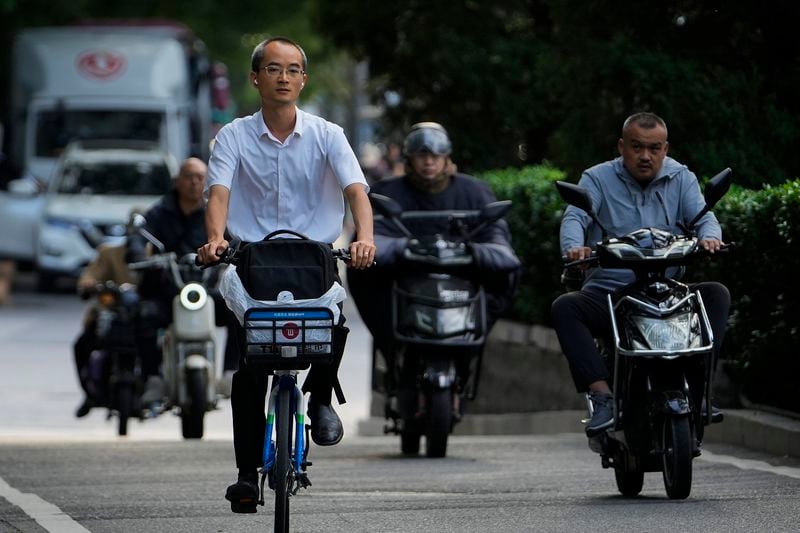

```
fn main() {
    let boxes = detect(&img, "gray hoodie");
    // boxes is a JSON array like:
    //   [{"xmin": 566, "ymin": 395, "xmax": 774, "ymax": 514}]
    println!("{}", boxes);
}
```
[{"xmin": 560, "ymin": 156, "xmax": 722, "ymax": 292}]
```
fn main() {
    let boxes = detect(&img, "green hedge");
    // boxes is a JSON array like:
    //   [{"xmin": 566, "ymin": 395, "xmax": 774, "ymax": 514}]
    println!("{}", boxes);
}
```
[
  {"xmin": 690, "ymin": 181, "xmax": 800, "ymax": 412},
  {"xmin": 482, "ymin": 165, "xmax": 800, "ymax": 413},
  {"xmin": 480, "ymin": 165, "xmax": 567, "ymax": 325}
]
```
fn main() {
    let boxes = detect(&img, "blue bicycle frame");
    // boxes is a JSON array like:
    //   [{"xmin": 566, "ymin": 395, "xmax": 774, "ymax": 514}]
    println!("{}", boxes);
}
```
[{"xmin": 262, "ymin": 370, "xmax": 307, "ymax": 476}]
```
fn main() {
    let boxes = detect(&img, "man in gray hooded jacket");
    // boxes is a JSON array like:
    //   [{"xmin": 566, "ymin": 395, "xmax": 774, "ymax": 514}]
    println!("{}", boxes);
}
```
[{"xmin": 551, "ymin": 112, "xmax": 730, "ymax": 436}]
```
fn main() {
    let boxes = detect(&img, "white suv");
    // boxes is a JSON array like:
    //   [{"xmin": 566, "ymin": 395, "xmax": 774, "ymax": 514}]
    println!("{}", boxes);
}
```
[{"xmin": 35, "ymin": 140, "xmax": 177, "ymax": 289}]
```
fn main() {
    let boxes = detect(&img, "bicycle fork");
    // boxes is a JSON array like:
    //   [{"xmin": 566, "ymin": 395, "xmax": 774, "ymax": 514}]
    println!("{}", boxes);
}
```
[{"xmin": 259, "ymin": 371, "xmax": 312, "ymax": 504}]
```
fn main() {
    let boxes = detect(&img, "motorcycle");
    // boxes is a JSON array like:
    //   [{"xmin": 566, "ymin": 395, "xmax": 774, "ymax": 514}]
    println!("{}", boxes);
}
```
[
  {"xmin": 128, "ymin": 247, "xmax": 220, "ymax": 439},
  {"xmin": 555, "ymin": 168, "xmax": 732, "ymax": 499},
  {"xmin": 370, "ymin": 193, "xmax": 512, "ymax": 457},
  {"xmin": 82, "ymin": 280, "xmax": 146, "ymax": 436}
]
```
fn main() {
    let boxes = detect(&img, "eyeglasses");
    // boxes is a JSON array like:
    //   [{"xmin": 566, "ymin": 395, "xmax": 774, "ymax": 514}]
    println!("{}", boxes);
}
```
[{"xmin": 260, "ymin": 65, "xmax": 305, "ymax": 80}]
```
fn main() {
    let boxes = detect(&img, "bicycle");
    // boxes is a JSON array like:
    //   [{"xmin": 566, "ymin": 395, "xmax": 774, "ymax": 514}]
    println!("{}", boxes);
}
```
[{"xmin": 206, "ymin": 239, "xmax": 351, "ymax": 532}]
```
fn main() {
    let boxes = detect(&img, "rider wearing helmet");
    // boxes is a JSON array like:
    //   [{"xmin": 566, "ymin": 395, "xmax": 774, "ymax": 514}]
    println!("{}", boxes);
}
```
[{"xmin": 348, "ymin": 121, "xmax": 521, "ymax": 358}]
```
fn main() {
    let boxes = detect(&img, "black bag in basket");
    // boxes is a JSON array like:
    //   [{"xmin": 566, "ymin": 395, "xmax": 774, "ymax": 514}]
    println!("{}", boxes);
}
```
[{"xmin": 236, "ymin": 230, "xmax": 336, "ymax": 300}]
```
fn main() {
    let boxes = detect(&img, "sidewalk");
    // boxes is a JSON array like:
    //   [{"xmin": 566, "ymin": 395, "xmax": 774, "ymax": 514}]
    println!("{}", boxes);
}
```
[{"xmin": 359, "ymin": 409, "xmax": 800, "ymax": 458}]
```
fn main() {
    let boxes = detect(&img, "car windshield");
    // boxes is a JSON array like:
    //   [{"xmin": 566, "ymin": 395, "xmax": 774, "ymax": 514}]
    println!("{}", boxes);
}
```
[
  {"xmin": 35, "ymin": 110, "xmax": 163, "ymax": 158},
  {"xmin": 56, "ymin": 161, "xmax": 171, "ymax": 195}
]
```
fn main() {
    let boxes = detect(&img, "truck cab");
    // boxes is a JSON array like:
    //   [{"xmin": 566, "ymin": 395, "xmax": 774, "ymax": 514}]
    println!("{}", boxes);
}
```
[{"xmin": 1, "ymin": 23, "xmax": 214, "ymax": 265}]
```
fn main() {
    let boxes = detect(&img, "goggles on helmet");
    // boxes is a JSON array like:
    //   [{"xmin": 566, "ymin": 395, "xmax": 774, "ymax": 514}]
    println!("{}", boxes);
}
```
[{"xmin": 403, "ymin": 123, "xmax": 452, "ymax": 156}]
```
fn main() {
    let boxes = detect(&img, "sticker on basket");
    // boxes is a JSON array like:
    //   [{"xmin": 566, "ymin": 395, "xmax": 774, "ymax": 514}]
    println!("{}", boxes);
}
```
[{"xmin": 282, "ymin": 322, "xmax": 300, "ymax": 339}]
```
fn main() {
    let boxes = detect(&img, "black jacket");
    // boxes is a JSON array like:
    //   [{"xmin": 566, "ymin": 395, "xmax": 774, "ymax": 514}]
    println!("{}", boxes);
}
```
[
  {"xmin": 370, "ymin": 173, "xmax": 521, "ymax": 273},
  {"xmin": 128, "ymin": 190, "xmax": 207, "ymax": 259},
  {"xmin": 348, "ymin": 173, "xmax": 520, "ymax": 347}
]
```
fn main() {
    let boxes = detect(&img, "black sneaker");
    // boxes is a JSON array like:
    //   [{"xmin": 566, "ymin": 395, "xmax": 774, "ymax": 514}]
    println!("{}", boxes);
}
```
[
  {"xmin": 586, "ymin": 392, "xmax": 614, "ymax": 437},
  {"xmin": 75, "ymin": 397, "xmax": 95, "ymax": 418},
  {"xmin": 225, "ymin": 472, "xmax": 258, "ymax": 513}
]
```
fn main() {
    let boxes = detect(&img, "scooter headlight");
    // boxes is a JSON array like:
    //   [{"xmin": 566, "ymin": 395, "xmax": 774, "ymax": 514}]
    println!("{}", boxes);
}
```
[
  {"xmin": 179, "ymin": 282, "xmax": 208, "ymax": 311},
  {"xmin": 630, "ymin": 312, "xmax": 702, "ymax": 351}
]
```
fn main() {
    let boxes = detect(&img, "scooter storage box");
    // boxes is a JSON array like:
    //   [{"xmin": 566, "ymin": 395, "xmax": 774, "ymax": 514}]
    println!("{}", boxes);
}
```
[{"xmin": 392, "ymin": 274, "xmax": 486, "ymax": 346}]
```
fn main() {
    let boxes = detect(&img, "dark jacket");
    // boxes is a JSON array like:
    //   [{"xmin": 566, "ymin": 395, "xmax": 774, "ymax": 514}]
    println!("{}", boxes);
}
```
[
  {"xmin": 369, "ymin": 173, "xmax": 521, "ymax": 273},
  {"xmin": 127, "ymin": 189, "xmax": 207, "ymax": 301},
  {"xmin": 128, "ymin": 189, "xmax": 207, "ymax": 259},
  {"xmin": 348, "ymin": 173, "xmax": 521, "ymax": 348}
]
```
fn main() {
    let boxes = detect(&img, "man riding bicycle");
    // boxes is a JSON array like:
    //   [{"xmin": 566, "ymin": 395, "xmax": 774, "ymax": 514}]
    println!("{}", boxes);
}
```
[{"xmin": 196, "ymin": 36, "xmax": 375, "ymax": 512}]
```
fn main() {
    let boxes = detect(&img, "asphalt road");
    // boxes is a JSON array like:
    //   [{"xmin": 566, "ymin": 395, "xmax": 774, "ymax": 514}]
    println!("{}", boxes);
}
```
[
  {"xmin": 1, "ymin": 435, "xmax": 800, "ymax": 533},
  {"xmin": 2, "ymin": 273, "xmax": 800, "ymax": 532}
]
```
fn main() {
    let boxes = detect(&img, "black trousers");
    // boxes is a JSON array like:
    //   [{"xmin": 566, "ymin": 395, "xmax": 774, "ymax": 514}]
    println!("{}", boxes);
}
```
[
  {"xmin": 551, "ymin": 282, "xmax": 731, "ymax": 392},
  {"xmin": 73, "ymin": 327, "xmax": 96, "ymax": 396}
]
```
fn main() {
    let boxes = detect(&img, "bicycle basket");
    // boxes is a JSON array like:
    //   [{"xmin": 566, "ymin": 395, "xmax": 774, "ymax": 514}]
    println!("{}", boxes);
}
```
[{"xmin": 244, "ymin": 307, "xmax": 335, "ymax": 368}]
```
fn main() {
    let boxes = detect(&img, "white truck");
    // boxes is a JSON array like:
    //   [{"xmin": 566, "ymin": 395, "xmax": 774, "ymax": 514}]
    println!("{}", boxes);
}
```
[{"xmin": 0, "ymin": 22, "xmax": 215, "ymax": 266}]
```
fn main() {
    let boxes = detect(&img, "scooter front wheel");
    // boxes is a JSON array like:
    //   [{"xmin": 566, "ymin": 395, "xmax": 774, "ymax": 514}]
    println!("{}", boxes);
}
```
[
  {"xmin": 425, "ymin": 389, "xmax": 452, "ymax": 458},
  {"xmin": 181, "ymin": 368, "xmax": 208, "ymax": 439},
  {"xmin": 662, "ymin": 415, "xmax": 693, "ymax": 499}
]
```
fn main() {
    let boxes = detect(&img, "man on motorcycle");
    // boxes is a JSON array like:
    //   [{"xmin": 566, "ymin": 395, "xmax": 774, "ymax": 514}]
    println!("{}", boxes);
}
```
[
  {"xmin": 127, "ymin": 157, "xmax": 240, "ymax": 406},
  {"xmin": 72, "ymin": 213, "xmax": 139, "ymax": 417},
  {"xmin": 551, "ymin": 112, "xmax": 731, "ymax": 436},
  {"xmin": 348, "ymin": 121, "xmax": 521, "ymax": 380},
  {"xmin": 195, "ymin": 37, "xmax": 375, "ymax": 511}
]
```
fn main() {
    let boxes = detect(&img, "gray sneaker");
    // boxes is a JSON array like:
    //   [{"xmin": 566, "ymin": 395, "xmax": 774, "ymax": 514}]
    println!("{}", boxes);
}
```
[
  {"xmin": 140, "ymin": 375, "xmax": 166, "ymax": 405},
  {"xmin": 586, "ymin": 391, "xmax": 614, "ymax": 437}
]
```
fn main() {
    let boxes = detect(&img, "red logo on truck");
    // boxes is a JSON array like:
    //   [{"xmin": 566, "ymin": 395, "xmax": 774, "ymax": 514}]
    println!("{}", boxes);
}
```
[
  {"xmin": 282, "ymin": 323, "xmax": 300, "ymax": 340},
  {"xmin": 76, "ymin": 50, "xmax": 126, "ymax": 80}
]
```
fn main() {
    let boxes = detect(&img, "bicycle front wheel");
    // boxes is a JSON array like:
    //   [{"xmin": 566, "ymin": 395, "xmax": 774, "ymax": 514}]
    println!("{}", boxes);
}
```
[{"xmin": 274, "ymin": 386, "xmax": 293, "ymax": 533}]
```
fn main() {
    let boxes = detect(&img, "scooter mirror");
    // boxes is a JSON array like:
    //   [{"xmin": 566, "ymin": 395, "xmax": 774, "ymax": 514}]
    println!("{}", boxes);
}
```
[
  {"xmin": 369, "ymin": 193, "xmax": 403, "ymax": 219},
  {"xmin": 479, "ymin": 200, "xmax": 512, "ymax": 222},
  {"xmin": 703, "ymin": 168, "xmax": 732, "ymax": 210},
  {"xmin": 555, "ymin": 180, "xmax": 610, "ymax": 238},
  {"xmin": 686, "ymin": 168, "xmax": 733, "ymax": 231},
  {"xmin": 369, "ymin": 193, "xmax": 412, "ymax": 238},
  {"xmin": 555, "ymin": 181, "xmax": 595, "ymax": 216}
]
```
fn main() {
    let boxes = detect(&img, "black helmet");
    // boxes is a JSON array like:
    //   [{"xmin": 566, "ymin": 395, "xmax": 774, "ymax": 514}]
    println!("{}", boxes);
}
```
[{"xmin": 403, "ymin": 122, "xmax": 452, "ymax": 156}]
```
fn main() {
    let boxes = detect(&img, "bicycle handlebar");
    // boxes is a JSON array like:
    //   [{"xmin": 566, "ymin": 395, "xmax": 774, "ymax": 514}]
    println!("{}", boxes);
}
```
[{"xmin": 196, "ymin": 245, "xmax": 367, "ymax": 269}]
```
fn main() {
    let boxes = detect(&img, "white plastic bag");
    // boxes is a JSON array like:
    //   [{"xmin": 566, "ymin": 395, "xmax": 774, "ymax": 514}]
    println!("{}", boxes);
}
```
[{"xmin": 219, "ymin": 264, "xmax": 346, "ymax": 325}]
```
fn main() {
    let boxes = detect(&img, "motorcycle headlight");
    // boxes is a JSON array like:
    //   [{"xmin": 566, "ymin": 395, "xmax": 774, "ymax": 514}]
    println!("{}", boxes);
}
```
[
  {"xmin": 179, "ymin": 282, "xmax": 208, "ymax": 311},
  {"xmin": 411, "ymin": 305, "xmax": 474, "ymax": 336},
  {"xmin": 437, "ymin": 306, "xmax": 474, "ymax": 335},
  {"xmin": 630, "ymin": 312, "xmax": 702, "ymax": 351},
  {"xmin": 97, "ymin": 290, "xmax": 118, "ymax": 308}
]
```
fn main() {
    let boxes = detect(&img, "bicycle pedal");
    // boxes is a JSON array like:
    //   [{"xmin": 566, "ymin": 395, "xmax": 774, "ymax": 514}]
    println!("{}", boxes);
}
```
[{"xmin": 297, "ymin": 472, "xmax": 312, "ymax": 490}]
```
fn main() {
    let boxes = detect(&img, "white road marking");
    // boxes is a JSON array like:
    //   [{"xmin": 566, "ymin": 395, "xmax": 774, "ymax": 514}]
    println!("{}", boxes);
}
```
[
  {"xmin": 0, "ymin": 474, "xmax": 91, "ymax": 532},
  {"xmin": 701, "ymin": 449, "xmax": 800, "ymax": 479}
]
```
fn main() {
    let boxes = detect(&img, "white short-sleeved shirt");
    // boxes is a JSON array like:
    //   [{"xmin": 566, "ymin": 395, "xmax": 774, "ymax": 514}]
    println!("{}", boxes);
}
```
[{"xmin": 206, "ymin": 108, "xmax": 368, "ymax": 243}]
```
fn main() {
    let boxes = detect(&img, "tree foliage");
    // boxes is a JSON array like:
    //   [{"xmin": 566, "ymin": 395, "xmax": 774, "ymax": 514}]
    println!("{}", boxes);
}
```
[{"xmin": 313, "ymin": 0, "xmax": 800, "ymax": 187}]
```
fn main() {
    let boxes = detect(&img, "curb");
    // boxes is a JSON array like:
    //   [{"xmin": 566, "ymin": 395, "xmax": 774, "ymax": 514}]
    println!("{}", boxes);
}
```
[{"xmin": 358, "ymin": 408, "xmax": 800, "ymax": 458}]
